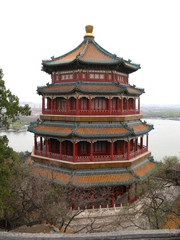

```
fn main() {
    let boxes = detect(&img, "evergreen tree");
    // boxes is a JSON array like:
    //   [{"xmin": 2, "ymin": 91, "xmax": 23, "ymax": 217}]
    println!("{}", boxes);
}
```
[{"xmin": 0, "ymin": 68, "xmax": 31, "ymax": 128}]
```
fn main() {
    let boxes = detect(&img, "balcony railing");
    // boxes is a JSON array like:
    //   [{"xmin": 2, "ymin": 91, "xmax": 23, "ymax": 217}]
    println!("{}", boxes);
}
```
[
  {"xmin": 43, "ymin": 108, "xmax": 140, "ymax": 116},
  {"xmin": 34, "ymin": 147, "xmax": 148, "ymax": 163}
]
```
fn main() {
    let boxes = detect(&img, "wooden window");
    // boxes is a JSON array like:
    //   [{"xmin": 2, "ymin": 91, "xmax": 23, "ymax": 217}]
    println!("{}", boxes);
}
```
[
  {"xmin": 81, "ymin": 98, "xmax": 87, "ymax": 110},
  {"xmin": 61, "ymin": 75, "xmax": 65, "ymax": 80},
  {"xmin": 80, "ymin": 142, "xmax": 87, "ymax": 153},
  {"xmin": 59, "ymin": 98, "xmax": 66, "ymax": 111},
  {"xmin": 100, "ymin": 74, "xmax": 104, "ymax": 79},
  {"xmin": 111, "ymin": 98, "xmax": 116, "ymax": 110},
  {"xmin": 94, "ymin": 142, "xmax": 107, "ymax": 153},
  {"xmin": 90, "ymin": 74, "xmax": 94, "ymax": 79}
]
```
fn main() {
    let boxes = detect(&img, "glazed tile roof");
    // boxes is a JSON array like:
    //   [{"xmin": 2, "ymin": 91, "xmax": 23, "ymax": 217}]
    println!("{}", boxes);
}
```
[
  {"xmin": 54, "ymin": 42, "xmax": 86, "ymax": 63},
  {"xmin": 76, "ymin": 127, "xmax": 129, "ymax": 136},
  {"xmin": 28, "ymin": 120, "xmax": 153, "ymax": 138},
  {"xmin": 37, "ymin": 82, "xmax": 143, "ymax": 95},
  {"xmin": 131, "ymin": 124, "xmax": 149, "ymax": 133},
  {"xmin": 35, "ymin": 125, "xmax": 72, "ymax": 136},
  {"xmin": 73, "ymin": 172, "xmax": 134, "ymax": 187},
  {"xmin": 42, "ymin": 27, "xmax": 140, "ymax": 74},
  {"xmin": 30, "ymin": 157, "xmax": 157, "ymax": 187},
  {"xmin": 133, "ymin": 161, "xmax": 157, "ymax": 179}
]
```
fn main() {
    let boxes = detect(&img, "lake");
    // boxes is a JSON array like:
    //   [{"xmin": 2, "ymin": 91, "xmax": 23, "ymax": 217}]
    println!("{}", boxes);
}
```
[{"xmin": 0, "ymin": 119, "xmax": 180, "ymax": 162}]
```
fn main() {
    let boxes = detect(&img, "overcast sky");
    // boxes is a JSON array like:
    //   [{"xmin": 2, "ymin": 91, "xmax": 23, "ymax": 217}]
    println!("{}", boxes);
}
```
[{"xmin": 0, "ymin": 0, "xmax": 180, "ymax": 105}]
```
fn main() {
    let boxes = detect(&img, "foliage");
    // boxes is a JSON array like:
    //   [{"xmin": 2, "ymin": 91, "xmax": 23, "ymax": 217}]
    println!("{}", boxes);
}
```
[
  {"xmin": 0, "ymin": 68, "xmax": 31, "ymax": 128},
  {"xmin": 0, "ymin": 136, "xmax": 18, "ymax": 219}
]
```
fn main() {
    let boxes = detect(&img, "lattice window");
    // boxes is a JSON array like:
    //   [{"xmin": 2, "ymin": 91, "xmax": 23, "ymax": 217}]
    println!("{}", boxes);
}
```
[
  {"xmin": 90, "ymin": 74, "xmax": 94, "ymax": 79},
  {"xmin": 81, "ymin": 98, "xmax": 87, "ymax": 110},
  {"xmin": 80, "ymin": 142, "xmax": 87, "ymax": 153},
  {"xmin": 100, "ymin": 74, "xmax": 104, "ymax": 79}
]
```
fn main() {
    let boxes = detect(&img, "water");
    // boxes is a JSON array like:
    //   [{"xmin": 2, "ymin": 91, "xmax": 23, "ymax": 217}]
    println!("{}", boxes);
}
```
[{"xmin": 0, "ymin": 119, "xmax": 180, "ymax": 161}]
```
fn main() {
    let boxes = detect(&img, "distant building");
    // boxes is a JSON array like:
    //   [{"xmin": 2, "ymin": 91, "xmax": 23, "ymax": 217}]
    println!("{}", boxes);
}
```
[{"xmin": 28, "ymin": 26, "xmax": 156, "ymax": 208}]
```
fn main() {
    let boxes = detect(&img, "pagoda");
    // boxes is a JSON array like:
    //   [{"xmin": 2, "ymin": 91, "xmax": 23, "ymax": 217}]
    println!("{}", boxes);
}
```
[{"xmin": 28, "ymin": 25, "xmax": 156, "ymax": 209}]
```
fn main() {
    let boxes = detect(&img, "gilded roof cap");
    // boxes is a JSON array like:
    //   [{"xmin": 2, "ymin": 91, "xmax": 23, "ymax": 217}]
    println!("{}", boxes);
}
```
[{"xmin": 84, "ymin": 25, "xmax": 94, "ymax": 39}]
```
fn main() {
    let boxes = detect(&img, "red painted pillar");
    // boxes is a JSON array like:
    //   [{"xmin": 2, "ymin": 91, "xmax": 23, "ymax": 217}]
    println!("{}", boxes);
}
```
[
  {"xmin": 45, "ymin": 137, "xmax": 48, "ymax": 156},
  {"xmin": 89, "ymin": 96, "xmax": 91, "ymax": 115},
  {"xmin": 110, "ymin": 140, "xmax": 114, "ymax": 161},
  {"xmin": 117, "ymin": 98, "xmax": 119, "ymax": 113},
  {"xmin": 51, "ymin": 97, "xmax": 53, "ymax": 114},
  {"xmin": 127, "ymin": 139, "xmax": 130, "ymax": 160},
  {"xmin": 120, "ymin": 97, "xmax": 123, "ymax": 114},
  {"xmin": 76, "ymin": 96, "xmax": 79, "ymax": 115},
  {"xmin": 64, "ymin": 141, "xmax": 66, "ymax": 156},
  {"xmin": 138, "ymin": 97, "xmax": 140, "ymax": 113},
  {"xmin": 146, "ymin": 134, "xmax": 148, "ymax": 151},
  {"xmin": 42, "ymin": 96, "xmax": 45, "ymax": 114},
  {"xmin": 73, "ymin": 141, "xmax": 76, "ymax": 162},
  {"xmin": 109, "ymin": 97, "xmax": 111, "ymax": 115},
  {"xmin": 127, "ymin": 98, "xmax": 129, "ymax": 114},
  {"xmin": 90, "ymin": 140, "xmax": 93, "ymax": 162},
  {"xmin": 134, "ymin": 138, "xmax": 137, "ymax": 156},
  {"xmin": 66, "ymin": 97, "xmax": 68, "ymax": 114},
  {"xmin": 60, "ymin": 140, "xmax": 62, "ymax": 160},
  {"xmin": 123, "ymin": 140, "xmax": 125, "ymax": 158}
]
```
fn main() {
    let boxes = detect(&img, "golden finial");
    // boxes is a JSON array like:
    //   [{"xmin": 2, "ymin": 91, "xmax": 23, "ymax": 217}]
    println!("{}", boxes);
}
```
[{"xmin": 84, "ymin": 25, "xmax": 94, "ymax": 38}]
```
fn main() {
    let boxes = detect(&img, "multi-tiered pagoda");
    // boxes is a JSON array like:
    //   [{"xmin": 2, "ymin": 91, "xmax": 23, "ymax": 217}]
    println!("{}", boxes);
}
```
[{"xmin": 28, "ymin": 25, "xmax": 156, "ymax": 209}]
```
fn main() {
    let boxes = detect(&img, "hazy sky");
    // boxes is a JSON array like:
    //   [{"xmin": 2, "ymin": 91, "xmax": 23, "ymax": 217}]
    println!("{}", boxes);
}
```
[{"xmin": 0, "ymin": 0, "xmax": 180, "ymax": 105}]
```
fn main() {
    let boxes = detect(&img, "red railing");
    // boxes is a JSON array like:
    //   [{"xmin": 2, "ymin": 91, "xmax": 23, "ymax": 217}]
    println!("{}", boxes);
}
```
[
  {"xmin": 34, "ymin": 147, "xmax": 148, "ymax": 162},
  {"xmin": 43, "ymin": 108, "xmax": 140, "ymax": 116}
]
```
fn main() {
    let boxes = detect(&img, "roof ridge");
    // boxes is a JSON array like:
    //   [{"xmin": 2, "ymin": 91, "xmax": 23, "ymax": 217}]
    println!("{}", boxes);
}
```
[
  {"xmin": 79, "ymin": 40, "xmax": 89, "ymax": 58},
  {"xmin": 45, "ymin": 41, "xmax": 85, "ymax": 63},
  {"xmin": 92, "ymin": 40, "xmax": 117, "ymax": 59}
]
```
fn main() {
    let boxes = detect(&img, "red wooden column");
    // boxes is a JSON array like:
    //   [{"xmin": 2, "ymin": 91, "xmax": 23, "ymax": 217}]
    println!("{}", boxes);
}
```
[
  {"xmin": 90, "ymin": 140, "xmax": 93, "ymax": 162},
  {"xmin": 89, "ymin": 96, "xmax": 91, "ymax": 115},
  {"xmin": 117, "ymin": 98, "xmax": 119, "ymax": 113},
  {"xmin": 45, "ymin": 137, "xmax": 48, "ymax": 156},
  {"xmin": 134, "ymin": 138, "xmax": 137, "ymax": 156},
  {"xmin": 146, "ymin": 134, "xmax": 148, "ymax": 151},
  {"xmin": 127, "ymin": 98, "xmax": 129, "ymax": 114},
  {"xmin": 42, "ymin": 96, "xmax": 45, "ymax": 114},
  {"xmin": 66, "ymin": 97, "xmax": 68, "ymax": 114},
  {"xmin": 109, "ymin": 97, "xmax": 112, "ymax": 115},
  {"xmin": 59, "ymin": 140, "xmax": 62, "ymax": 160},
  {"xmin": 120, "ymin": 97, "xmax": 123, "ymax": 114},
  {"xmin": 110, "ymin": 140, "xmax": 114, "ymax": 161},
  {"xmin": 51, "ymin": 97, "xmax": 53, "ymax": 114},
  {"xmin": 127, "ymin": 139, "xmax": 130, "ymax": 160},
  {"xmin": 34, "ymin": 135, "xmax": 37, "ymax": 154},
  {"xmin": 73, "ymin": 140, "xmax": 77, "ymax": 162},
  {"xmin": 123, "ymin": 140, "xmax": 125, "ymax": 158},
  {"xmin": 138, "ymin": 97, "xmax": 140, "ymax": 113},
  {"xmin": 40, "ymin": 137, "xmax": 43, "ymax": 151},
  {"xmin": 76, "ymin": 96, "xmax": 79, "ymax": 115}
]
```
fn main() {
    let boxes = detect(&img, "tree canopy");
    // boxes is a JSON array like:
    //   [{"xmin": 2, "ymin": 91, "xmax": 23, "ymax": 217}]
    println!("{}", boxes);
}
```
[{"xmin": 0, "ymin": 68, "xmax": 31, "ymax": 128}]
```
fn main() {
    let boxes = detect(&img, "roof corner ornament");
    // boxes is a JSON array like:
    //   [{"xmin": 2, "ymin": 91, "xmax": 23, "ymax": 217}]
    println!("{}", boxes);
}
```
[{"xmin": 84, "ymin": 25, "xmax": 94, "ymax": 39}]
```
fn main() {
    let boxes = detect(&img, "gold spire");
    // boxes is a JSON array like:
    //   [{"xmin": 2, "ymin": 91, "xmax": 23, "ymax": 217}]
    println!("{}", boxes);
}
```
[{"xmin": 84, "ymin": 25, "xmax": 94, "ymax": 39}]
